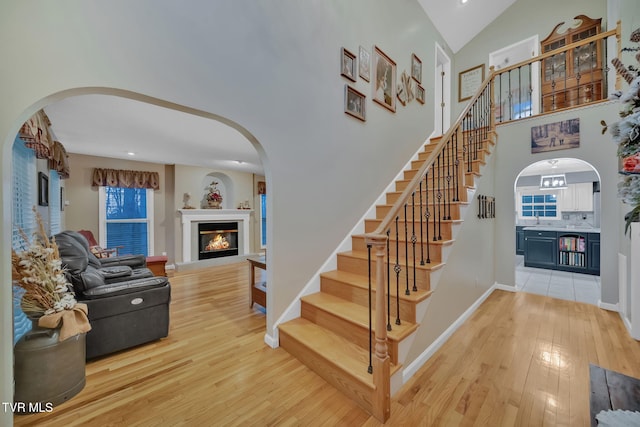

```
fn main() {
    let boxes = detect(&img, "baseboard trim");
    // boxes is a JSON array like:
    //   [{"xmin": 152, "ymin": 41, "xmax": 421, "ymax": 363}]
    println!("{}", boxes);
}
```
[
  {"xmin": 402, "ymin": 284, "xmax": 498, "ymax": 383},
  {"xmin": 598, "ymin": 300, "xmax": 619, "ymax": 312},
  {"xmin": 264, "ymin": 332, "xmax": 278, "ymax": 349}
]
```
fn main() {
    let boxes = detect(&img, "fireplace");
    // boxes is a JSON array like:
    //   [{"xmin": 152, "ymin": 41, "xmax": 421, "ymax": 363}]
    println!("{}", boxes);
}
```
[{"xmin": 198, "ymin": 222, "xmax": 239, "ymax": 260}]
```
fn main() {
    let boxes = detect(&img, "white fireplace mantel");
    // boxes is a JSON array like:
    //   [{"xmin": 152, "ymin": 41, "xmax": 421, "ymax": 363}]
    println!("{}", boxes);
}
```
[{"xmin": 179, "ymin": 209, "xmax": 253, "ymax": 262}]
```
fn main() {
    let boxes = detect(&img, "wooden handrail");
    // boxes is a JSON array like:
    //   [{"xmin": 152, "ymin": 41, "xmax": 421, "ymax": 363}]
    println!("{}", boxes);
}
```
[{"xmin": 493, "ymin": 27, "xmax": 618, "ymax": 77}]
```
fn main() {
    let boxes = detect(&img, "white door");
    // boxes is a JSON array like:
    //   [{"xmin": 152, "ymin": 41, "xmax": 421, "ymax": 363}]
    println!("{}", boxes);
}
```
[{"xmin": 490, "ymin": 35, "xmax": 540, "ymax": 121}]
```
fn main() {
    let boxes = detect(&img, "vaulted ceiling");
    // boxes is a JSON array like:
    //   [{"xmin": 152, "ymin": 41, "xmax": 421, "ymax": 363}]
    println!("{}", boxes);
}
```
[{"xmin": 44, "ymin": 1, "xmax": 517, "ymax": 175}]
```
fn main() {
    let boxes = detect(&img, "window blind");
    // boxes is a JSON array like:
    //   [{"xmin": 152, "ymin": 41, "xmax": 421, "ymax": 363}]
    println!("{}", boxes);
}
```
[
  {"xmin": 48, "ymin": 170, "xmax": 61, "ymax": 235},
  {"xmin": 12, "ymin": 136, "xmax": 36, "ymax": 343}
]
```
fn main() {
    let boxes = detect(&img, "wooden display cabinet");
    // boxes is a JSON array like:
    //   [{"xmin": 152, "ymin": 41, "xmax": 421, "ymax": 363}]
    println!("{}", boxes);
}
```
[{"xmin": 541, "ymin": 15, "xmax": 604, "ymax": 112}]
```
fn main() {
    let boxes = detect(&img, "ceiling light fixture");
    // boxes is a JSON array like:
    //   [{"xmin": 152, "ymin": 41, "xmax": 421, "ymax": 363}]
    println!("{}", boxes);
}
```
[
  {"xmin": 127, "ymin": 152, "xmax": 136, "ymax": 156},
  {"xmin": 461, "ymin": 0, "xmax": 469, "ymax": 3},
  {"xmin": 540, "ymin": 174, "xmax": 567, "ymax": 190}
]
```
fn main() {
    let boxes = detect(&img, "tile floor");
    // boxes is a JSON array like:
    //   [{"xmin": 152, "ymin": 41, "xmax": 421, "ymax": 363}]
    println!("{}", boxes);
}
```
[{"xmin": 515, "ymin": 255, "xmax": 601, "ymax": 306}]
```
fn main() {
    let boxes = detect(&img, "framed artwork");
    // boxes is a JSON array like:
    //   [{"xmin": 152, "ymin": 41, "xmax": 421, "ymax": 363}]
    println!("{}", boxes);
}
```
[
  {"xmin": 411, "ymin": 53, "xmax": 422, "ymax": 83},
  {"xmin": 38, "ymin": 172, "xmax": 48, "ymax": 206},
  {"xmin": 372, "ymin": 45, "xmax": 396, "ymax": 113},
  {"xmin": 458, "ymin": 64, "xmax": 485, "ymax": 102},
  {"xmin": 416, "ymin": 84, "xmax": 425, "ymax": 104},
  {"xmin": 344, "ymin": 85, "xmax": 366, "ymax": 122},
  {"xmin": 530, "ymin": 118, "xmax": 580, "ymax": 154},
  {"xmin": 341, "ymin": 47, "xmax": 356, "ymax": 82},
  {"xmin": 358, "ymin": 46, "xmax": 370, "ymax": 82}
]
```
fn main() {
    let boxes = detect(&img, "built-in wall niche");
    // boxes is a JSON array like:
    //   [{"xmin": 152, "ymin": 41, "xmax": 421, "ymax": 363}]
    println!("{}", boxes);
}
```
[{"xmin": 200, "ymin": 172, "xmax": 234, "ymax": 209}]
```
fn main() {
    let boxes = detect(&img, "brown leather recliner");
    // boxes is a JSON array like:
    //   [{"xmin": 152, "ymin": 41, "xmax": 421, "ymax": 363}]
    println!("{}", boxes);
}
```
[{"xmin": 54, "ymin": 231, "xmax": 171, "ymax": 359}]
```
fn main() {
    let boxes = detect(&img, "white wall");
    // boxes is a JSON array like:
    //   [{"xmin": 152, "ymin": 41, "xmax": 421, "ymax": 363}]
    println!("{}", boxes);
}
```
[
  {"xmin": 493, "ymin": 102, "xmax": 621, "ymax": 303},
  {"xmin": 0, "ymin": 1, "xmax": 451, "ymax": 420}
]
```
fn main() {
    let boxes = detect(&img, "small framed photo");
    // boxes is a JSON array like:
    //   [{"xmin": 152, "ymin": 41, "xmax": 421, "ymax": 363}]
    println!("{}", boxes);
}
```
[
  {"xmin": 458, "ymin": 64, "xmax": 485, "ymax": 102},
  {"xmin": 38, "ymin": 172, "xmax": 48, "ymax": 206},
  {"xmin": 341, "ymin": 47, "xmax": 356, "ymax": 82},
  {"xmin": 416, "ymin": 84, "xmax": 425, "ymax": 104},
  {"xmin": 411, "ymin": 53, "xmax": 422, "ymax": 83},
  {"xmin": 359, "ymin": 46, "xmax": 370, "ymax": 82},
  {"xmin": 372, "ymin": 45, "xmax": 396, "ymax": 113},
  {"xmin": 344, "ymin": 85, "xmax": 366, "ymax": 122}
]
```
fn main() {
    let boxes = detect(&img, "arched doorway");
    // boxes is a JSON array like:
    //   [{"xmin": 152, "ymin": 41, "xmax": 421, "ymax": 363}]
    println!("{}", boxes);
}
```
[
  {"xmin": 513, "ymin": 157, "xmax": 601, "ymax": 305},
  {"xmin": 8, "ymin": 89, "xmax": 270, "ymax": 343}
]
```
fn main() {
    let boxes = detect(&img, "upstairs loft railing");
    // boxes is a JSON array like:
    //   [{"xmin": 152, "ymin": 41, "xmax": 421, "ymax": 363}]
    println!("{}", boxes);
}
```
[
  {"xmin": 362, "ymin": 21, "xmax": 621, "ymax": 422},
  {"xmin": 493, "ymin": 22, "xmax": 620, "ymax": 123}
]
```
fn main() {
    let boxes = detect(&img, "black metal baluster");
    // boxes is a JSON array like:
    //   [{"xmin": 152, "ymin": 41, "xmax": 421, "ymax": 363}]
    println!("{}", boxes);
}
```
[
  {"xmin": 508, "ymin": 69, "xmax": 513, "ymax": 121},
  {"xmin": 528, "ymin": 63, "xmax": 533, "ymax": 118},
  {"xmin": 453, "ymin": 131, "xmax": 459, "ymax": 202},
  {"xmin": 367, "ymin": 244, "xmax": 372, "ymax": 374},
  {"xmin": 419, "ymin": 181, "xmax": 424, "ymax": 265},
  {"xmin": 394, "ymin": 217, "xmax": 401, "ymax": 325},
  {"xmin": 424, "ymin": 173, "xmax": 431, "ymax": 264},
  {"xmin": 411, "ymin": 192, "xmax": 417, "ymax": 292},
  {"xmin": 432, "ymin": 164, "xmax": 437, "ymax": 242},
  {"xmin": 386, "ymin": 229, "xmax": 391, "ymax": 332},
  {"xmin": 446, "ymin": 139, "xmax": 452, "ymax": 220},
  {"xmin": 437, "ymin": 153, "xmax": 442, "ymax": 241},
  {"xmin": 404, "ymin": 204, "xmax": 410, "ymax": 296}
]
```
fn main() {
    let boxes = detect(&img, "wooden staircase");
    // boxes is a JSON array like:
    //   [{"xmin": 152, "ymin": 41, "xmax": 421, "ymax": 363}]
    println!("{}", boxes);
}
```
[{"xmin": 279, "ymin": 128, "xmax": 496, "ymax": 421}]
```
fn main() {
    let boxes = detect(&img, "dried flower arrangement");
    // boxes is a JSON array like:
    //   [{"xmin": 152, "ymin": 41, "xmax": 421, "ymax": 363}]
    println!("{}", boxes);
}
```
[{"xmin": 12, "ymin": 210, "xmax": 91, "ymax": 341}]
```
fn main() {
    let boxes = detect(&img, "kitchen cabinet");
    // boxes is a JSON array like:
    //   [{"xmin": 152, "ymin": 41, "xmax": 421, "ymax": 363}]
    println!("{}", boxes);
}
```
[
  {"xmin": 524, "ymin": 230, "xmax": 557, "ymax": 268},
  {"xmin": 559, "ymin": 182, "xmax": 593, "ymax": 211},
  {"xmin": 523, "ymin": 228, "xmax": 599, "ymax": 275},
  {"xmin": 588, "ymin": 232, "xmax": 600, "ymax": 275},
  {"xmin": 516, "ymin": 226, "xmax": 525, "ymax": 255}
]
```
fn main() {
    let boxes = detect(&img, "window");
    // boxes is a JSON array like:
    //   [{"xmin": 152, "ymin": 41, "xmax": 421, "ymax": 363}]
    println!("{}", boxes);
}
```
[
  {"xmin": 260, "ymin": 193, "xmax": 267, "ymax": 248},
  {"xmin": 99, "ymin": 187, "xmax": 154, "ymax": 256},
  {"xmin": 48, "ymin": 170, "xmax": 61, "ymax": 235},
  {"xmin": 12, "ymin": 136, "xmax": 36, "ymax": 343},
  {"xmin": 521, "ymin": 193, "xmax": 557, "ymax": 218}
]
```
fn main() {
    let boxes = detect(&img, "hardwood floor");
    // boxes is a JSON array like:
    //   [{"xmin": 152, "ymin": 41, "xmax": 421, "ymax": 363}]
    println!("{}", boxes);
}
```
[{"xmin": 13, "ymin": 262, "xmax": 640, "ymax": 426}]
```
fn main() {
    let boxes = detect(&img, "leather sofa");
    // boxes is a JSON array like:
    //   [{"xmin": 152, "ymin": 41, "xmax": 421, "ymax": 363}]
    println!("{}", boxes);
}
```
[{"xmin": 54, "ymin": 231, "xmax": 171, "ymax": 359}]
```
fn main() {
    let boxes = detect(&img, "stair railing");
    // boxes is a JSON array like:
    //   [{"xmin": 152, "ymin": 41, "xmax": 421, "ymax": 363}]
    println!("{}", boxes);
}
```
[
  {"xmin": 493, "ymin": 22, "xmax": 620, "ymax": 123},
  {"xmin": 364, "ymin": 72, "xmax": 495, "ymax": 423},
  {"xmin": 362, "ymin": 22, "xmax": 621, "ymax": 423}
]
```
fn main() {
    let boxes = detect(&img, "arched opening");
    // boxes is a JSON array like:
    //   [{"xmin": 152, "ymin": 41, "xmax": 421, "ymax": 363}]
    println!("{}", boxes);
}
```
[
  {"xmin": 6, "ymin": 87, "xmax": 271, "ymax": 343},
  {"xmin": 513, "ymin": 157, "xmax": 601, "ymax": 305}
]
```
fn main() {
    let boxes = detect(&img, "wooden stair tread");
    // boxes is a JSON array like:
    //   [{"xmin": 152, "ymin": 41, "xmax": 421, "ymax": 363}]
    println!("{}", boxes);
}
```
[
  {"xmin": 352, "ymin": 233, "xmax": 454, "ymax": 246},
  {"xmin": 339, "ymin": 250, "xmax": 445, "ymax": 272},
  {"xmin": 302, "ymin": 292, "xmax": 419, "ymax": 341},
  {"xmin": 279, "ymin": 318, "xmax": 401, "ymax": 384},
  {"xmin": 321, "ymin": 270, "xmax": 433, "ymax": 302}
]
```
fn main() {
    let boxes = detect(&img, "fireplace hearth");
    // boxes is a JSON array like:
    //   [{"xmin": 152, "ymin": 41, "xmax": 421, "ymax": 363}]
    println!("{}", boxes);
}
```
[{"xmin": 198, "ymin": 222, "xmax": 239, "ymax": 260}]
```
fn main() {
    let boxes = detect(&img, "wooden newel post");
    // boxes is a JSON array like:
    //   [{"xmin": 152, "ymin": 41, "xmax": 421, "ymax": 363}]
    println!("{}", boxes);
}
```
[{"xmin": 365, "ymin": 233, "xmax": 391, "ymax": 422}]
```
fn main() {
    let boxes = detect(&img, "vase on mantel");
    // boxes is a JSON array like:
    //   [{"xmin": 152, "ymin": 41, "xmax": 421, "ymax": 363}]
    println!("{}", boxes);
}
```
[{"xmin": 13, "ymin": 318, "xmax": 86, "ymax": 413}]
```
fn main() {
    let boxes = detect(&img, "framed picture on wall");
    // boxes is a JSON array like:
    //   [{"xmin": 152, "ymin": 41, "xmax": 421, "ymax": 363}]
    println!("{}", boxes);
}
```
[
  {"xmin": 416, "ymin": 84, "xmax": 425, "ymax": 104},
  {"xmin": 372, "ymin": 45, "xmax": 396, "ymax": 113},
  {"xmin": 341, "ymin": 47, "xmax": 356, "ymax": 82},
  {"xmin": 411, "ymin": 53, "xmax": 422, "ymax": 83},
  {"xmin": 38, "ymin": 172, "xmax": 48, "ymax": 206},
  {"xmin": 344, "ymin": 85, "xmax": 366, "ymax": 122},
  {"xmin": 458, "ymin": 64, "xmax": 485, "ymax": 102},
  {"xmin": 359, "ymin": 46, "xmax": 371, "ymax": 82}
]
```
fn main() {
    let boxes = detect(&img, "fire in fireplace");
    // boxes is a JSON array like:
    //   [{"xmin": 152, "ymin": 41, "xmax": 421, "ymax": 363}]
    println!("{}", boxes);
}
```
[{"xmin": 198, "ymin": 222, "xmax": 239, "ymax": 260}]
